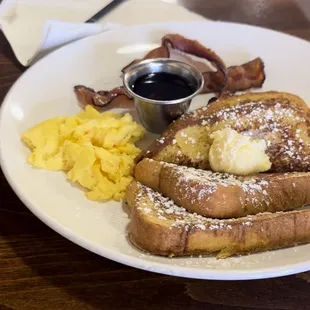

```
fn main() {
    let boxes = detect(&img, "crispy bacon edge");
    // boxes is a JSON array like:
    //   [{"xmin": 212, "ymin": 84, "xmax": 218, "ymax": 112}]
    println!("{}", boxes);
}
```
[
  {"xmin": 74, "ymin": 85, "xmax": 133, "ymax": 109},
  {"xmin": 122, "ymin": 46, "xmax": 169, "ymax": 73},
  {"xmin": 202, "ymin": 57, "xmax": 266, "ymax": 94}
]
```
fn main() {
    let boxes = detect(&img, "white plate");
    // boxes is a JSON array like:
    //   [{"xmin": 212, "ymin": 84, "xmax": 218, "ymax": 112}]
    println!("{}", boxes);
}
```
[{"xmin": 1, "ymin": 21, "xmax": 310, "ymax": 280}]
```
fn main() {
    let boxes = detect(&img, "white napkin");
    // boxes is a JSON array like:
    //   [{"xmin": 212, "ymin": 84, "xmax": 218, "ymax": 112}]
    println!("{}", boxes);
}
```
[{"xmin": 0, "ymin": 0, "xmax": 207, "ymax": 66}]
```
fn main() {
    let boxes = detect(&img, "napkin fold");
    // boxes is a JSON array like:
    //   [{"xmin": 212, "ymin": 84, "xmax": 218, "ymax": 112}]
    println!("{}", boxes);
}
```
[{"xmin": 0, "ymin": 0, "xmax": 208, "ymax": 66}]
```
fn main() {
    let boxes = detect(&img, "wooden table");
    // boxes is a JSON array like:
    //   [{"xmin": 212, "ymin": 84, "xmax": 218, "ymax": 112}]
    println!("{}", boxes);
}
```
[{"xmin": 1, "ymin": 1, "xmax": 310, "ymax": 309}]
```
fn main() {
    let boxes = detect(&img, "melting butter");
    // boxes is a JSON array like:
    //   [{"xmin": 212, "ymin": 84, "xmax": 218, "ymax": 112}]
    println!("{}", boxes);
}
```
[{"xmin": 209, "ymin": 128, "xmax": 271, "ymax": 175}]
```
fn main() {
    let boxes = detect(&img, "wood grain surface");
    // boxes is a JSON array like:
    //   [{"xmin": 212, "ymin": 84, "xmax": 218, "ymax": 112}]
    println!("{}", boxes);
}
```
[{"xmin": 1, "ymin": 1, "xmax": 310, "ymax": 309}]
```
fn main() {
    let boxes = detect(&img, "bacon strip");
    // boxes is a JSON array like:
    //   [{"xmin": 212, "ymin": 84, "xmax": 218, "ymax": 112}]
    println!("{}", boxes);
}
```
[
  {"xmin": 74, "ymin": 85, "xmax": 133, "ymax": 110},
  {"xmin": 122, "ymin": 34, "xmax": 228, "ymax": 95},
  {"xmin": 202, "ymin": 58, "xmax": 266, "ymax": 94},
  {"xmin": 162, "ymin": 34, "xmax": 227, "ymax": 94},
  {"xmin": 75, "ymin": 35, "xmax": 266, "ymax": 110}
]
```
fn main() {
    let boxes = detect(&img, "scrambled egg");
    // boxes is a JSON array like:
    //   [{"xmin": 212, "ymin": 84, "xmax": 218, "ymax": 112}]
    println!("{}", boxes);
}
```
[{"xmin": 21, "ymin": 106, "xmax": 145, "ymax": 201}]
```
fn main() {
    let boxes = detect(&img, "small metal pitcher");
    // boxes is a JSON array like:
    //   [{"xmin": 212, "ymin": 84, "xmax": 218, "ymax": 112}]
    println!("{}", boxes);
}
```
[{"xmin": 122, "ymin": 58, "xmax": 204, "ymax": 133}]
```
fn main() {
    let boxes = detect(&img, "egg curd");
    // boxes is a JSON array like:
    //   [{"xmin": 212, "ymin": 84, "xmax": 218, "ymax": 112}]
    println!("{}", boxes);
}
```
[{"xmin": 21, "ymin": 105, "xmax": 145, "ymax": 201}]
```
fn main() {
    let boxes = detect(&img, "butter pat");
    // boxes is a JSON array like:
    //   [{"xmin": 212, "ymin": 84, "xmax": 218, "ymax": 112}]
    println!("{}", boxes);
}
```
[{"xmin": 209, "ymin": 128, "xmax": 271, "ymax": 175}]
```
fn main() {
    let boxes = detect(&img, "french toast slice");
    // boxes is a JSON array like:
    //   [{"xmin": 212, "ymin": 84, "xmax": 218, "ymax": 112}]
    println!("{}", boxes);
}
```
[
  {"xmin": 126, "ymin": 180, "xmax": 310, "ymax": 258},
  {"xmin": 134, "ymin": 159, "xmax": 310, "ymax": 218},
  {"xmin": 138, "ymin": 91, "xmax": 310, "ymax": 172}
]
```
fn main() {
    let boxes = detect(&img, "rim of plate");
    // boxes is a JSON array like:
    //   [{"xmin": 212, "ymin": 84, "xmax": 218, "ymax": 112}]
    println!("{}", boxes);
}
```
[{"xmin": 1, "ymin": 21, "xmax": 310, "ymax": 280}]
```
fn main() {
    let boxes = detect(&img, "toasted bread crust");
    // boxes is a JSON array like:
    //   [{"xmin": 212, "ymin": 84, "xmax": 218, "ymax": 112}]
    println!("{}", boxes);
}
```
[
  {"xmin": 126, "ymin": 181, "xmax": 310, "ymax": 258},
  {"xmin": 134, "ymin": 159, "xmax": 310, "ymax": 218},
  {"xmin": 137, "ymin": 91, "xmax": 310, "ymax": 172}
]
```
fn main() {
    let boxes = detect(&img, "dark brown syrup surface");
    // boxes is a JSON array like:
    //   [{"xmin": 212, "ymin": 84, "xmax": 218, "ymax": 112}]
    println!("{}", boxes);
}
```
[{"xmin": 131, "ymin": 72, "xmax": 196, "ymax": 101}]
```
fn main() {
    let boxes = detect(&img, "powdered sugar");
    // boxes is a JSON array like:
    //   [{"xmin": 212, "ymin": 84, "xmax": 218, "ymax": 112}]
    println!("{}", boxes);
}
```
[
  {"xmin": 170, "ymin": 163, "xmax": 270, "ymax": 202},
  {"xmin": 135, "ymin": 183, "xmax": 276, "ymax": 231},
  {"xmin": 146, "ymin": 160, "xmax": 272, "ymax": 208},
  {"xmin": 179, "ymin": 99, "xmax": 309, "ymax": 170}
]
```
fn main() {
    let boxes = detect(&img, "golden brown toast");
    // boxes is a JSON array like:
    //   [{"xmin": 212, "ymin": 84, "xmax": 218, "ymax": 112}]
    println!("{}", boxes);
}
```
[
  {"xmin": 138, "ymin": 91, "xmax": 310, "ymax": 172},
  {"xmin": 126, "ymin": 180, "xmax": 310, "ymax": 258},
  {"xmin": 134, "ymin": 159, "xmax": 310, "ymax": 218}
]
